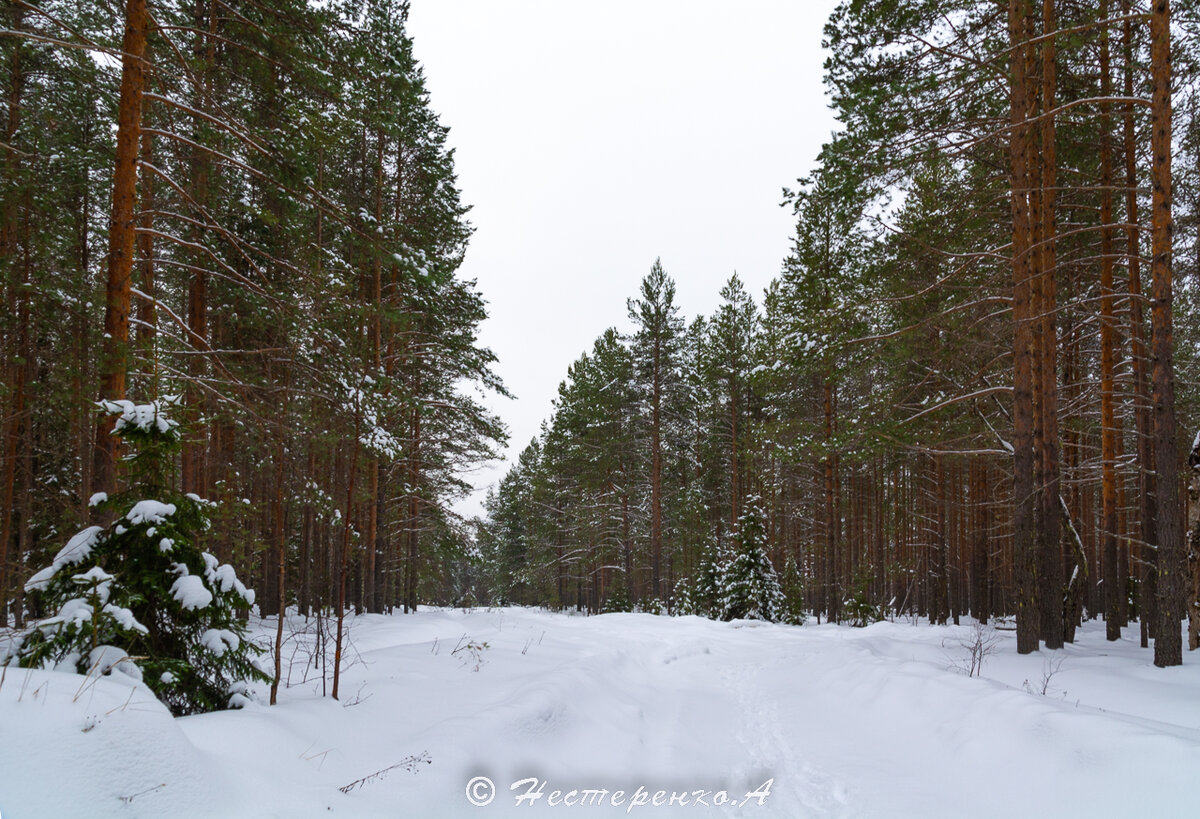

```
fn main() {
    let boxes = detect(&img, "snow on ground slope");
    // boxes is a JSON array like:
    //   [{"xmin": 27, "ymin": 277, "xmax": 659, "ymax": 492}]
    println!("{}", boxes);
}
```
[
  {"xmin": 0, "ymin": 665, "xmax": 227, "ymax": 818},
  {"xmin": 2, "ymin": 610, "xmax": 1197, "ymax": 818}
]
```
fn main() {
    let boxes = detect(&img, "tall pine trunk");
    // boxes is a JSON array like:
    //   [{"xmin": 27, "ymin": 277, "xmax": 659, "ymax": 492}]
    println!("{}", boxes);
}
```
[
  {"xmin": 0, "ymin": 3, "xmax": 26, "ymax": 626},
  {"xmin": 182, "ymin": 1, "xmax": 217, "ymax": 497},
  {"xmin": 136, "ymin": 129, "xmax": 156, "ymax": 393},
  {"xmin": 1036, "ymin": 0, "xmax": 1063, "ymax": 650},
  {"xmin": 364, "ymin": 131, "xmax": 384, "ymax": 613},
  {"xmin": 270, "ymin": 430, "xmax": 287, "ymax": 705},
  {"xmin": 1149, "ymin": 0, "xmax": 1183, "ymax": 668},
  {"xmin": 1009, "ymin": 0, "xmax": 1039, "ymax": 654},
  {"xmin": 650, "ymin": 335, "xmax": 663, "ymax": 601},
  {"xmin": 1121, "ymin": 0, "xmax": 1158, "ymax": 649},
  {"xmin": 823, "ymin": 376, "xmax": 838, "ymax": 622},
  {"xmin": 95, "ymin": 0, "xmax": 150, "ymax": 496},
  {"xmin": 1100, "ymin": 0, "xmax": 1123, "ymax": 641}
]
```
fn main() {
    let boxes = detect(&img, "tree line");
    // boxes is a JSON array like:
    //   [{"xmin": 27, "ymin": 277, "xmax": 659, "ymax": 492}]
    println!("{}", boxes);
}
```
[
  {"xmin": 0, "ymin": 0, "xmax": 505, "ymax": 665},
  {"xmin": 477, "ymin": 0, "xmax": 1200, "ymax": 668}
]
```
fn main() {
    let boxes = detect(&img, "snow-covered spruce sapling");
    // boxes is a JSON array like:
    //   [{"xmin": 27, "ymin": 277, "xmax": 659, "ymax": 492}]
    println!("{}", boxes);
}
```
[
  {"xmin": 690, "ymin": 537, "xmax": 727, "ymax": 618},
  {"xmin": 843, "ymin": 569, "xmax": 883, "ymax": 628},
  {"xmin": 638, "ymin": 596, "xmax": 668, "ymax": 616},
  {"xmin": 671, "ymin": 580, "xmax": 698, "ymax": 616},
  {"xmin": 14, "ymin": 399, "xmax": 268, "ymax": 715},
  {"xmin": 718, "ymin": 500, "xmax": 784, "ymax": 622},
  {"xmin": 779, "ymin": 555, "xmax": 807, "ymax": 625},
  {"xmin": 603, "ymin": 580, "xmax": 633, "ymax": 613}
]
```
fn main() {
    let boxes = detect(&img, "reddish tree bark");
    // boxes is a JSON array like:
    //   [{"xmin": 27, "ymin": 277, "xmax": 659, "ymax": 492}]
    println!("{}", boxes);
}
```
[
  {"xmin": 1036, "ymin": 0, "xmax": 1064, "ymax": 650},
  {"xmin": 95, "ymin": 0, "xmax": 150, "ymax": 496},
  {"xmin": 1120, "ymin": 0, "xmax": 1158, "ymax": 650},
  {"xmin": 1009, "ymin": 0, "xmax": 1039, "ymax": 654},
  {"xmin": 1149, "ymin": 0, "xmax": 1183, "ymax": 668},
  {"xmin": 0, "ymin": 4, "xmax": 27, "ymax": 626},
  {"xmin": 1099, "ymin": 0, "xmax": 1122, "ymax": 641}
]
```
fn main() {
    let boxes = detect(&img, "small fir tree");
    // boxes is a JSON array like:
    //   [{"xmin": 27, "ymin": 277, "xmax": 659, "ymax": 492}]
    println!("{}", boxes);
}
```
[
  {"xmin": 13, "ymin": 399, "xmax": 268, "ymax": 715},
  {"xmin": 779, "ymin": 554, "xmax": 807, "ymax": 625},
  {"xmin": 603, "ymin": 579, "xmax": 633, "ymax": 613},
  {"xmin": 718, "ymin": 500, "xmax": 783, "ymax": 622},
  {"xmin": 692, "ymin": 537, "xmax": 727, "ymax": 618},
  {"xmin": 672, "ymin": 580, "xmax": 698, "ymax": 615},
  {"xmin": 843, "ymin": 569, "xmax": 883, "ymax": 628},
  {"xmin": 638, "ymin": 596, "xmax": 668, "ymax": 616}
]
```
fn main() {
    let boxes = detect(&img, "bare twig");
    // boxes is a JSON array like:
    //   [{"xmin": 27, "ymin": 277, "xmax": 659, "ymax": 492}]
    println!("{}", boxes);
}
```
[
  {"xmin": 338, "ymin": 752, "xmax": 432, "ymax": 794},
  {"xmin": 450, "ymin": 635, "xmax": 489, "ymax": 672},
  {"xmin": 1024, "ymin": 655, "xmax": 1067, "ymax": 696},
  {"xmin": 945, "ymin": 622, "xmax": 1001, "ymax": 677},
  {"xmin": 119, "ymin": 783, "xmax": 167, "ymax": 804}
]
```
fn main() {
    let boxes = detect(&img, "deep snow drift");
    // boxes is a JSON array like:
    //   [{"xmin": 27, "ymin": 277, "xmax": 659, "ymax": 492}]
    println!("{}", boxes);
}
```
[{"xmin": 2, "ymin": 609, "xmax": 1197, "ymax": 817}]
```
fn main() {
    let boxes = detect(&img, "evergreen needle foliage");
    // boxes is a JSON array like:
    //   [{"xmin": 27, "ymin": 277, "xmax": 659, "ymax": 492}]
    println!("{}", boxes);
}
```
[
  {"xmin": 844, "ymin": 570, "xmax": 884, "ymax": 629},
  {"xmin": 11, "ymin": 400, "xmax": 267, "ymax": 716},
  {"xmin": 691, "ymin": 538, "xmax": 728, "ymax": 619},
  {"xmin": 603, "ymin": 580, "xmax": 633, "ymax": 614},
  {"xmin": 779, "ymin": 555, "xmax": 807, "ymax": 626},
  {"xmin": 718, "ymin": 500, "xmax": 784, "ymax": 623}
]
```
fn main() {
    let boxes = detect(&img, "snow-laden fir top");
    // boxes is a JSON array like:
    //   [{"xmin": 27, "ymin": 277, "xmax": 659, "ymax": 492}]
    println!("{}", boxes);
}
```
[
  {"xmin": 126, "ymin": 500, "xmax": 177, "ymax": 526},
  {"xmin": 99, "ymin": 397, "xmax": 181, "ymax": 436}
]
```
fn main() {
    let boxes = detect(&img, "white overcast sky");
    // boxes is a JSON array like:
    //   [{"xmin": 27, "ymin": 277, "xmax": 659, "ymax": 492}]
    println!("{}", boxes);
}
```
[{"xmin": 404, "ymin": 1, "xmax": 841, "ymax": 518}]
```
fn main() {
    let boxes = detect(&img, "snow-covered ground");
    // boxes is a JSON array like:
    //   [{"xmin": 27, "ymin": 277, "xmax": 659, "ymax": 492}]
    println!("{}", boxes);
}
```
[{"xmin": 2, "ymin": 609, "xmax": 1197, "ymax": 818}]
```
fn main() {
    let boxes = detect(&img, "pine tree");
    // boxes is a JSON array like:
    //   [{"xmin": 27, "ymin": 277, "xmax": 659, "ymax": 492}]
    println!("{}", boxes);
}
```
[
  {"xmin": 545, "ymin": 329, "xmax": 640, "ymax": 612},
  {"xmin": 628, "ymin": 259, "xmax": 685, "ymax": 602},
  {"xmin": 701, "ymin": 275, "xmax": 759, "ymax": 530}
]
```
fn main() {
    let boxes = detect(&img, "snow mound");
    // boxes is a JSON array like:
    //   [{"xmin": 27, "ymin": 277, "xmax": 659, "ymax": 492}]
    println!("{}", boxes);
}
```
[
  {"xmin": 87, "ymin": 645, "xmax": 144, "ymax": 681},
  {"xmin": 0, "ymin": 668, "xmax": 230, "ymax": 817}
]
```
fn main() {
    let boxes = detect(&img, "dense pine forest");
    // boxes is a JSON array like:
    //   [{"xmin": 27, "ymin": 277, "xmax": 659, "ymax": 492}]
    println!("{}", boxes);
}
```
[
  {"xmin": 4, "ymin": 0, "xmax": 1200, "ymax": 706},
  {"xmin": 476, "ymin": 0, "xmax": 1200, "ymax": 668},
  {"xmin": 0, "ymin": 0, "xmax": 505, "ymax": 646},
  {"xmin": 7, "ymin": 3, "xmax": 1200, "ymax": 816}
]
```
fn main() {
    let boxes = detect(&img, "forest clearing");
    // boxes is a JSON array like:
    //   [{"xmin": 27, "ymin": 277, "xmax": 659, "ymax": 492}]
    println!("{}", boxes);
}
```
[
  {"xmin": 3, "ymin": 607, "xmax": 1197, "ymax": 817},
  {"xmin": 4, "ymin": 0, "xmax": 1200, "ymax": 815}
]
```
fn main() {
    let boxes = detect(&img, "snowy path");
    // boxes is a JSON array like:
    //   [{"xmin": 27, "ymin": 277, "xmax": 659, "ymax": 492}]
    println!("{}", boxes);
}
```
[{"xmin": 3, "ymin": 609, "xmax": 1198, "ymax": 817}]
